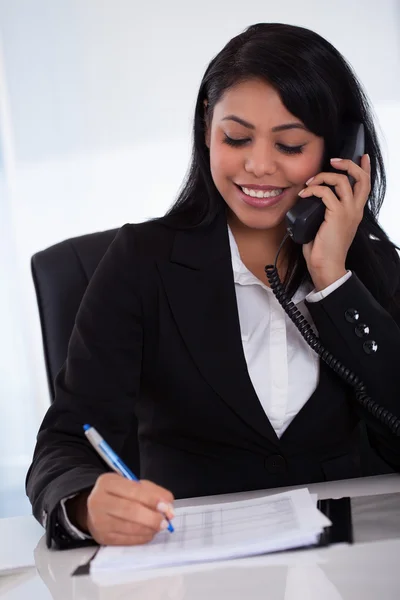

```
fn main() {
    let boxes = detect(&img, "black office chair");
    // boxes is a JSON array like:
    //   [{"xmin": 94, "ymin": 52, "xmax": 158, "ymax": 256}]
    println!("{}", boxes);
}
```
[{"xmin": 31, "ymin": 227, "xmax": 140, "ymax": 474}]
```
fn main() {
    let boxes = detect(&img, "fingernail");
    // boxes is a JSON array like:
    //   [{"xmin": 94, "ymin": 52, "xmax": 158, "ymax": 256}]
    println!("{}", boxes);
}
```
[
  {"xmin": 305, "ymin": 177, "xmax": 314, "ymax": 185},
  {"xmin": 157, "ymin": 501, "xmax": 175, "ymax": 518},
  {"xmin": 298, "ymin": 188, "xmax": 306, "ymax": 196},
  {"xmin": 160, "ymin": 519, "xmax": 169, "ymax": 531},
  {"xmin": 330, "ymin": 158, "xmax": 342, "ymax": 162},
  {"xmin": 366, "ymin": 153, "xmax": 370, "ymax": 164}
]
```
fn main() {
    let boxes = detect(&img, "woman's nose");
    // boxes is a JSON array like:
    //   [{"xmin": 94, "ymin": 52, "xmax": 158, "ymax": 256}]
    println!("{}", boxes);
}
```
[{"xmin": 244, "ymin": 144, "xmax": 277, "ymax": 178}]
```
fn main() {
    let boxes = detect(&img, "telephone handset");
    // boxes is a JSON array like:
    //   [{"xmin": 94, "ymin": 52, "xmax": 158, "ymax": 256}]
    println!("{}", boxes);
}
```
[
  {"xmin": 265, "ymin": 122, "xmax": 400, "ymax": 435},
  {"xmin": 286, "ymin": 122, "xmax": 365, "ymax": 245}
]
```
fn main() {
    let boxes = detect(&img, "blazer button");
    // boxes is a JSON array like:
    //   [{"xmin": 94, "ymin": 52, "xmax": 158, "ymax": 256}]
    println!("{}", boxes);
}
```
[
  {"xmin": 265, "ymin": 454, "xmax": 287, "ymax": 473},
  {"xmin": 363, "ymin": 340, "xmax": 378, "ymax": 354},
  {"xmin": 344, "ymin": 308, "xmax": 360, "ymax": 323},
  {"xmin": 354, "ymin": 323, "xmax": 370, "ymax": 337}
]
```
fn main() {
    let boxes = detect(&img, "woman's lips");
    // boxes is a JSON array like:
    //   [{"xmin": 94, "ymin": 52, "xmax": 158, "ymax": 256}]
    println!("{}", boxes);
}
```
[{"xmin": 235, "ymin": 184, "xmax": 288, "ymax": 208}]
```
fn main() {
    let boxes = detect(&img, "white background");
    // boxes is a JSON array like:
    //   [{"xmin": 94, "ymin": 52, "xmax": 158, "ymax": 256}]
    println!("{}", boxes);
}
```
[{"xmin": 0, "ymin": 0, "xmax": 399, "ymax": 513}]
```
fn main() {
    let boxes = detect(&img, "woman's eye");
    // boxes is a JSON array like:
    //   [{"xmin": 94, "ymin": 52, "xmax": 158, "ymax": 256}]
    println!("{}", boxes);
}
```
[
  {"xmin": 223, "ymin": 135, "xmax": 250, "ymax": 147},
  {"xmin": 277, "ymin": 143, "xmax": 304, "ymax": 155},
  {"xmin": 223, "ymin": 135, "xmax": 305, "ymax": 154}
]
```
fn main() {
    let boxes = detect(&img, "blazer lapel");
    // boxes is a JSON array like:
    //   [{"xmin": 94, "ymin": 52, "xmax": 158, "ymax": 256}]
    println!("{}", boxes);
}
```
[{"xmin": 157, "ymin": 213, "xmax": 279, "ymax": 447}]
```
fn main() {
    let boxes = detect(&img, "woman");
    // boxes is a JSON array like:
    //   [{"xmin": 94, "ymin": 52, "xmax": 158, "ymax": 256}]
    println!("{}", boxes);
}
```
[{"xmin": 26, "ymin": 23, "xmax": 400, "ymax": 549}]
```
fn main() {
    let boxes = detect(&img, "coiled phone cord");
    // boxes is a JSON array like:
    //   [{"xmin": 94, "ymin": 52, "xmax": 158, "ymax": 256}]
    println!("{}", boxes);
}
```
[{"xmin": 265, "ymin": 233, "xmax": 400, "ymax": 436}]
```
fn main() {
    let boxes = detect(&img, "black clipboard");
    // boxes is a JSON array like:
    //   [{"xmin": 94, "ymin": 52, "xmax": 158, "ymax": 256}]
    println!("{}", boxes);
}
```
[{"xmin": 317, "ymin": 497, "xmax": 353, "ymax": 546}]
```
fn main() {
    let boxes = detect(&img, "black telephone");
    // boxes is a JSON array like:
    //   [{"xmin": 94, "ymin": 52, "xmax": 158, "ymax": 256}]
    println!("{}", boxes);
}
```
[
  {"xmin": 265, "ymin": 122, "xmax": 400, "ymax": 435},
  {"xmin": 286, "ymin": 122, "xmax": 365, "ymax": 245}
]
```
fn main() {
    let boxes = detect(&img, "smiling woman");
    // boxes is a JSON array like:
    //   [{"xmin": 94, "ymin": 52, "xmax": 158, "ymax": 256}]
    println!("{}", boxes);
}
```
[
  {"xmin": 164, "ymin": 23, "xmax": 394, "ymax": 300},
  {"xmin": 26, "ymin": 22, "xmax": 400, "ymax": 550},
  {"xmin": 205, "ymin": 79, "xmax": 325, "ymax": 240}
]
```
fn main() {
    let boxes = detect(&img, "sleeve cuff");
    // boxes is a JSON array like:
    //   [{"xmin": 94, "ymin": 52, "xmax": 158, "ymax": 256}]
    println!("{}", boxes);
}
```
[
  {"xmin": 59, "ymin": 494, "xmax": 92, "ymax": 541},
  {"xmin": 306, "ymin": 271, "xmax": 352, "ymax": 303}
]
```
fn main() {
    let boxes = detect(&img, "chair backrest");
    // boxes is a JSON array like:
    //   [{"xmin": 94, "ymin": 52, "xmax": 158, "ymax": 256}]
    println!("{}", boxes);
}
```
[{"xmin": 31, "ymin": 228, "xmax": 140, "ymax": 473}]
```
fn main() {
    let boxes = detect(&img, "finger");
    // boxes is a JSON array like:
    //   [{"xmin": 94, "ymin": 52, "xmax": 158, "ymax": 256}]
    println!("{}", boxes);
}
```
[
  {"xmin": 129, "ymin": 480, "xmax": 175, "ymax": 518},
  {"xmin": 329, "ymin": 156, "xmax": 366, "ymax": 178},
  {"xmin": 101, "ymin": 475, "xmax": 175, "ymax": 515},
  {"xmin": 305, "ymin": 172, "xmax": 353, "ymax": 204},
  {"xmin": 105, "ymin": 497, "xmax": 166, "ymax": 532},
  {"xmin": 330, "ymin": 155, "xmax": 371, "ymax": 207},
  {"xmin": 97, "ymin": 530, "xmax": 155, "ymax": 546},
  {"xmin": 361, "ymin": 153, "xmax": 371, "ymax": 176},
  {"xmin": 298, "ymin": 184, "xmax": 341, "ymax": 212},
  {"xmin": 139, "ymin": 480, "xmax": 175, "ymax": 507},
  {"xmin": 106, "ymin": 512, "xmax": 167, "ymax": 537}
]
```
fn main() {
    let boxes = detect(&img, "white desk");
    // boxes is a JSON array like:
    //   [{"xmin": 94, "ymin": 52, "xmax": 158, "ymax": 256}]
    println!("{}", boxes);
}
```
[{"xmin": 1, "ymin": 474, "xmax": 400, "ymax": 599}]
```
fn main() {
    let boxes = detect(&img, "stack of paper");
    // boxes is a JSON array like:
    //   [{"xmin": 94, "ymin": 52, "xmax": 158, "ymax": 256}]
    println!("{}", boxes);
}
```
[{"xmin": 90, "ymin": 488, "xmax": 331, "ymax": 575}]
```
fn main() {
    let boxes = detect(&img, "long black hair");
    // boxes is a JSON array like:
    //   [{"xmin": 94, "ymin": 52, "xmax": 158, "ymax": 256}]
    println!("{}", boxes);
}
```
[{"xmin": 161, "ymin": 23, "xmax": 400, "ymax": 315}]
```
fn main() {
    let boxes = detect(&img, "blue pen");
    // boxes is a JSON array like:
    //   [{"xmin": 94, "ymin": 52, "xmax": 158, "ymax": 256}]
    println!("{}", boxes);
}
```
[{"xmin": 83, "ymin": 424, "xmax": 174, "ymax": 533}]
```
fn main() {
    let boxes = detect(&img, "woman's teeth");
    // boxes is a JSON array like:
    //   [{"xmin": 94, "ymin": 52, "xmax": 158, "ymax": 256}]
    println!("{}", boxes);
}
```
[{"xmin": 240, "ymin": 187, "xmax": 283, "ymax": 198}]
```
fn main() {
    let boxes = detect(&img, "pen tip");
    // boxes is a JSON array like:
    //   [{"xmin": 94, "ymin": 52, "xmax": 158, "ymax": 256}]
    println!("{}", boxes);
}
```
[{"xmin": 83, "ymin": 424, "xmax": 91, "ymax": 431}]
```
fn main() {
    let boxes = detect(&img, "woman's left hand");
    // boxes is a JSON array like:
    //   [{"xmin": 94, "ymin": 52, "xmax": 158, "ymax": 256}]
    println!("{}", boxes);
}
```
[{"xmin": 300, "ymin": 153, "xmax": 371, "ymax": 291}]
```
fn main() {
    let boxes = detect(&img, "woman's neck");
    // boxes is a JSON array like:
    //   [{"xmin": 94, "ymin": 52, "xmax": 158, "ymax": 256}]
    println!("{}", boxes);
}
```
[{"xmin": 228, "ymin": 212, "xmax": 288, "ymax": 284}]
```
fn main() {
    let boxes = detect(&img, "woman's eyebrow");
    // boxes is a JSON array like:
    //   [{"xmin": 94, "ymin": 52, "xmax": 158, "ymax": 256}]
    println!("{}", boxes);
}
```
[{"xmin": 221, "ymin": 115, "xmax": 307, "ymax": 133}]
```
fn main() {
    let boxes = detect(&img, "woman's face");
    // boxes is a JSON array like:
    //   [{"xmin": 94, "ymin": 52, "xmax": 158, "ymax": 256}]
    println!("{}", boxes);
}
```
[{"xmin": 206, "ymin": 78, "xmax": 325, "ymax": 232}]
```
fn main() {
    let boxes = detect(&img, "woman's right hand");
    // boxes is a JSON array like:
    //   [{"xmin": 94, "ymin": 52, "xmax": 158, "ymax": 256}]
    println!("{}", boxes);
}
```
[{"xmin": 67, "ymin": 473, "xmax": 175, "ymax": 546}]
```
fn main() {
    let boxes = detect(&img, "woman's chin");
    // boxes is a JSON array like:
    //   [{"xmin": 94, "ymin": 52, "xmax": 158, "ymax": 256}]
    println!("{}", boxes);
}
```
[{"xmin": 228, "ymin": 204, "xmax": 288, "ymax": 232}]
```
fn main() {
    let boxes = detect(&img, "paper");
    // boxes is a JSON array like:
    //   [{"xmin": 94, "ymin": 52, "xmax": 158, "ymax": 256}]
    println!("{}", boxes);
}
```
[{"xmin": 91, "ymin": 488, "xmax": 331, "ymax": 575}]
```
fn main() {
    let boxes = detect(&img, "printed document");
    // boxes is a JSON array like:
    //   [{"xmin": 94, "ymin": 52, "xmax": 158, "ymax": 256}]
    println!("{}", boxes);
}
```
[{"xmin": 90, "ymin": 488, "xmax": 331, "ymax": 575}]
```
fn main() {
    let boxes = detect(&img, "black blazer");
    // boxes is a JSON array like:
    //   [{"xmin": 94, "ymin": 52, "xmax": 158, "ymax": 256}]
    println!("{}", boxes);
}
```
[{"xmin": 26, "ymin": 213, "xmax": 400, "ymax": 548}]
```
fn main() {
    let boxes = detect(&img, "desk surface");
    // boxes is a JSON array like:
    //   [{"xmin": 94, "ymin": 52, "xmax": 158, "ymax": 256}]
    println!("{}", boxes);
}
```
[{"xmin": 1, "ymin": 474, "xmax": 400, "ymax": 600}]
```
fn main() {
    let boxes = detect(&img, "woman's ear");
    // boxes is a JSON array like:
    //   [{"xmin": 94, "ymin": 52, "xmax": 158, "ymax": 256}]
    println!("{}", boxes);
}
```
[{"xmin": 203, "ymin": 100, "xmax": 210, "ymax": 148}]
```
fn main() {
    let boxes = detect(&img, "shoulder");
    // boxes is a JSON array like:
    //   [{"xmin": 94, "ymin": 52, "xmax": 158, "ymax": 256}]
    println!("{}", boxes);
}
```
[
  {"xmin": 80, "ymin": 219, "xmax": 179, "ymax": 299},
  {"xmin": 113, "ymin": 219, "xmax": 177, "ymax": 261}
]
